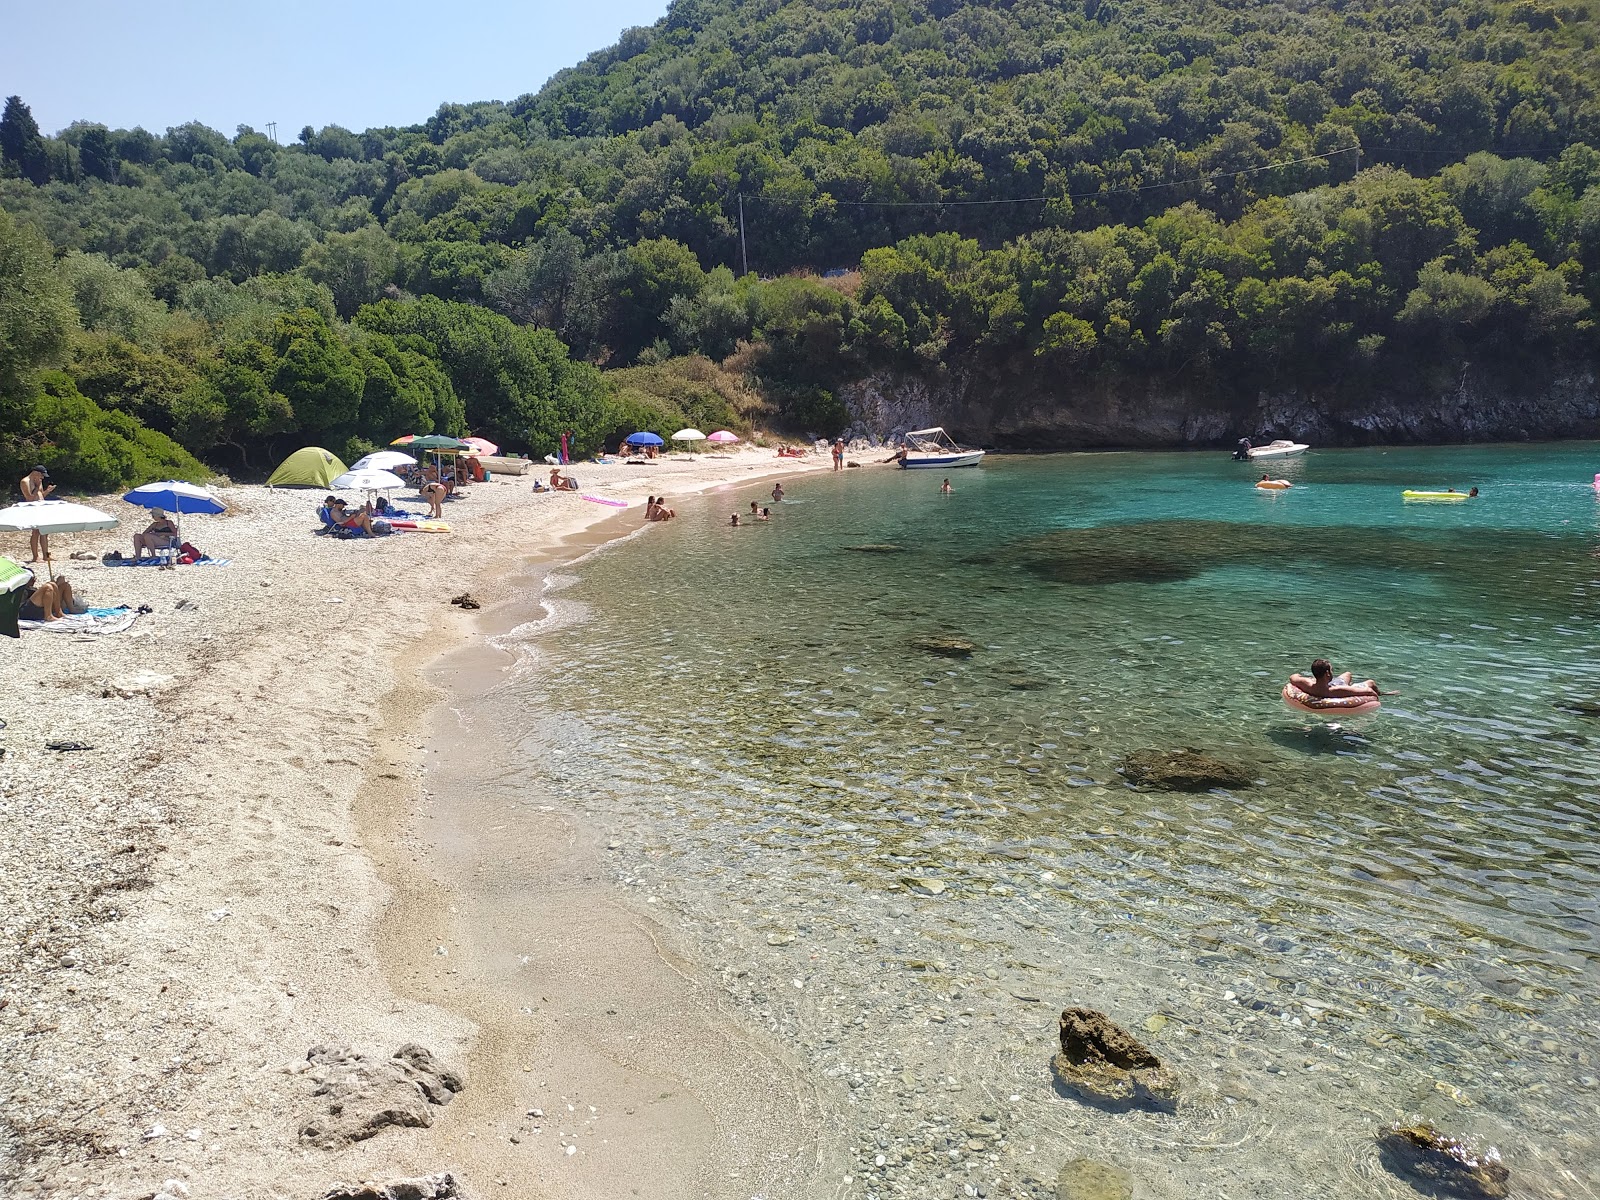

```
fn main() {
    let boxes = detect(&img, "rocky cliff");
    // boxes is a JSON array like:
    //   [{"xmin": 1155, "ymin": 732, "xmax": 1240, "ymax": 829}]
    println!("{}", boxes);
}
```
[{"xmin": 839, "ymin": 365, "xmax": 1600, "ymax": 449}]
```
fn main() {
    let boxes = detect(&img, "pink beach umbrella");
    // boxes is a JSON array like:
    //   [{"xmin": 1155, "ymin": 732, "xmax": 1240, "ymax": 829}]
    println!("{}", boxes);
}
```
[
  {"xmin": 707, "ymin": 430, "xmax": 741, "ymax": 444},
  {"xmin": 461, "ymin": 436, "xmax": 500, "ymax": 455}
]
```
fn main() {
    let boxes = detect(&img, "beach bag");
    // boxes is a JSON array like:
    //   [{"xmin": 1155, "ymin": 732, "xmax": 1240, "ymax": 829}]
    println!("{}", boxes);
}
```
[{"xmin": 178, "ymin": 540, "xmax": 203, "ymax": 564}]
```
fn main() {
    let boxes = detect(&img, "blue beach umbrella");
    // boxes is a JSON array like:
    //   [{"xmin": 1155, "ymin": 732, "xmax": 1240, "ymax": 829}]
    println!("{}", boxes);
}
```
[
  {"xmin": 624, "ymin": 431, "xmax": 665, "ymax": 446},
  {"xmin": 122, "ymin": 480, "xmax": 226, "ymax": 555}
]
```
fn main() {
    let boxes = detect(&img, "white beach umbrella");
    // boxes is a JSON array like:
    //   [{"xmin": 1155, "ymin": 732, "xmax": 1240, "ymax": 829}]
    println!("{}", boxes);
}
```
[
  {"xmin": 331, "ymin": 468, "xmax": 407, "ymax": 496},
  {"xmin": 350, "ymin": 450, "xmax": 416, "ymax": 472},
  {"xmin": 0, "ymin": 500, "xmax": 119, "ymax": 578},
  {"xmin": 670, "ymin": 429, "xmax": 707, "ymax": 442}
]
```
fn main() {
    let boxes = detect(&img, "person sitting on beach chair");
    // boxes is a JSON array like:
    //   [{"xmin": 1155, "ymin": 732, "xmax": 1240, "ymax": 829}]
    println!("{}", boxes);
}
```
[
  {"xmin": 327, "ymin": 498, "xmax": 380, "ymax": 536},
  {"xmin": 132, "ymin": 509, "xmax": 181, "ymax": 562}
]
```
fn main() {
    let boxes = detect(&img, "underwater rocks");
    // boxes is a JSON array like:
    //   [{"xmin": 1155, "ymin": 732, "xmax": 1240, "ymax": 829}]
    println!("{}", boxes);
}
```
[
  {"xmin": 1119, "ymin": 748, "xmax": 1253, "ymax": 791},
  {"xmin": 1376, "ymin": 1123, "xmax": 1510, "ymax": 1199},
  {"xmin": 1055, "ymin": 1159, "xmax": 1134, "ymax": 1200},
  {"xmin": 909, "ymin": 634, "xmax": 977, "ymax": 657},
  {"xmin": 298, "ymin": 1043, "xmax": 465, "ymax": 1149},
  {"xmin": 845, "ymin": 543, "xmax": 904, "ymax": 553},
  {"xmin": 1556, "ymin": 698, "xmax": 1600, "ymax": 717},
  {"xmin": 1051, "ymin": 1007, "xmax": 1179, "ymax": 1112},
  {"xmin": 321, "ymin": 1176, "xmax": 466, "ymax": 1200}
]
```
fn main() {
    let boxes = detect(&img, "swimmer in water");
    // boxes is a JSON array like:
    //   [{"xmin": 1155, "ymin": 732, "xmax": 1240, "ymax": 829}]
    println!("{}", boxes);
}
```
[{"xmin": 1289, "ymin": 658, "xmax": 1379, "ymax": 700}]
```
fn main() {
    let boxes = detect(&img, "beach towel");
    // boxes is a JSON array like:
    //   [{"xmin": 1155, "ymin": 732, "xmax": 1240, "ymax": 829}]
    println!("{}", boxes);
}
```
[
  {"xmin": 104, "ymin": 556, "xmax": 232, "ymax": 568},
  {"xmin": 19, "ymin": 610, "xmax": 141, "ymax": 635},
  {"xmin": 389, "ymin": 519, "xmax": 451, "ymax": 533}
]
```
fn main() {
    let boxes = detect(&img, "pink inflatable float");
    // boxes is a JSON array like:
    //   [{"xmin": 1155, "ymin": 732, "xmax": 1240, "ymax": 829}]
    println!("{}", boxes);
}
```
[{"xmin": 1282, "ymin": 681, "xmax": 1382, "ymax": 716}]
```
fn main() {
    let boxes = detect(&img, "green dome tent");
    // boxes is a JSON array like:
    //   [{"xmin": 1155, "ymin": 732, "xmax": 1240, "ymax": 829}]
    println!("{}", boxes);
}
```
[{"xmin": 267, "ymin": 447, "xmax": 348, "ymax": 488}]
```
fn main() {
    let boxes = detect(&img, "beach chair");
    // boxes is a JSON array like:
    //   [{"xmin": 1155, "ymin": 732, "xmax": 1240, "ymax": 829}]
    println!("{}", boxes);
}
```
[{"xmin": 316, "ymin": 507, "xmax": 365, "ymax": 539}]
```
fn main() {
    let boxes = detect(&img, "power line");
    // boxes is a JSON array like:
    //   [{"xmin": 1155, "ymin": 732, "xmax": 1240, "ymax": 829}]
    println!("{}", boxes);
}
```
[{"xmin": 822, "ymin": 144, "xmax": 1361, "ymax": 207}]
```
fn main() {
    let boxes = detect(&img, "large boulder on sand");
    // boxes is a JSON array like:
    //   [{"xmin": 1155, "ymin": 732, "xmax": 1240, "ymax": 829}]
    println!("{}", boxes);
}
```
[
  {"xmin": 1051, "ymin": 1007, "xmax": 1179, "ymax": 1112},
  {"xmin": 298, "ymin": 1043, "xmax": 465, "ymax": 1149},
  {"xmin": 1376, "ymin": 1123, "xmax": 1510, "ymax": 1199},
  {"xmin": 1118, "ymin": 748, "xmax": 1253, "ymax": 791},
  {"xmin": 322, "ymin": 1176, "xmax": 465, "ymax": 1200}
]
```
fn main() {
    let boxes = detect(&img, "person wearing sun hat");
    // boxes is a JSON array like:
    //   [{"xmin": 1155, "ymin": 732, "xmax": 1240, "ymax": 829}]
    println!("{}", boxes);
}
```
[
  {"xmin": 132, "ymin": 507, "xmax": 180, "ymax": 562},
  {"xmin": 18, "ymin": 465, "xmax": 55, "ymax": 562}
]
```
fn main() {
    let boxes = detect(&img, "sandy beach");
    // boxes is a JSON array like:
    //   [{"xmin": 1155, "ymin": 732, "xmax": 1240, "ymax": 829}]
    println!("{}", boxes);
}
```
[{"xmin": 1, "ymin": 448, "xmax": 836, "ymax": 1199}]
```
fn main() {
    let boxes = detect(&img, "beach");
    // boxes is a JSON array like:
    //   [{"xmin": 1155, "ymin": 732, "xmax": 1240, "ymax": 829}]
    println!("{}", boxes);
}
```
[{"xmin": 0, "ymin": 448, "xmax": 833, "ymax": 1200}]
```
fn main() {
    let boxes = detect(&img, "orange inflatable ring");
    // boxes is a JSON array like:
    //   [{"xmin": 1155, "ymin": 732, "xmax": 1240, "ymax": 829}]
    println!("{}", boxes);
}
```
[
  {"xmin": 1256, "ymin": 479, "xmax": 1292, "ymax": 490},
  {"xmin": 1282, "ymin": 682, "xmax": 1381, "ymax": 716}
]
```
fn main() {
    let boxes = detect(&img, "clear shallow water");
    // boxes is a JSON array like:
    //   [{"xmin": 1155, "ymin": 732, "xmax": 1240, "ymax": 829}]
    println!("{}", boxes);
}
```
[{"xmin": 491, "ymin": 445, "xmax": 1600, "ymax": 1199}]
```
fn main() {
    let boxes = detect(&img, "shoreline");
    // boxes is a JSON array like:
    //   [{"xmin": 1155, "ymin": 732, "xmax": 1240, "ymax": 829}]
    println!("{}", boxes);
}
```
[{"xmin": 0, "ymin": 448, "xmax": 834, "ymax": 1198}]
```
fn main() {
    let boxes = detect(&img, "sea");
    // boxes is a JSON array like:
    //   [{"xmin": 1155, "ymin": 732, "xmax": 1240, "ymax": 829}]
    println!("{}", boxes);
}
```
[{"xmin": 488, "ymin": 444, "xmax": 1600, "ymax": 1199}]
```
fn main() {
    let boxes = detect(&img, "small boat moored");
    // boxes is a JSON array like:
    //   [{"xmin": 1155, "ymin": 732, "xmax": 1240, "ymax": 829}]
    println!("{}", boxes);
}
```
[
  {"xmin": 896, "ymin": 427, "xmax": 985, "ymax": 469},
  {"xmin": 1246, "ymin": 439, "xmax": 1310, "ymax": 460}
]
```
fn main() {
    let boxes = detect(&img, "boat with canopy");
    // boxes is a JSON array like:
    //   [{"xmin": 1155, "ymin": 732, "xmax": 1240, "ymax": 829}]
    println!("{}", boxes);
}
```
[{"xmin": 897, "ymin": 427, "xmax": 985, "ymax": 469}]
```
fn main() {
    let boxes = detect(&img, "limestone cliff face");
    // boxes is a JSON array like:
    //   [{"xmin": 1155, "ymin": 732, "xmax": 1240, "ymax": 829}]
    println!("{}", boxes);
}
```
[{"xmin": 839, "ymin": 365, "xmax": 1600, "ymax": 448}]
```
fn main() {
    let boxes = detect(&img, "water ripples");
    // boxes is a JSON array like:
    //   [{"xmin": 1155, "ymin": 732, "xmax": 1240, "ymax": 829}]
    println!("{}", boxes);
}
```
[{"xmin": 490, "ymin": 447, "xmax": 1600, "ymax": 1197}]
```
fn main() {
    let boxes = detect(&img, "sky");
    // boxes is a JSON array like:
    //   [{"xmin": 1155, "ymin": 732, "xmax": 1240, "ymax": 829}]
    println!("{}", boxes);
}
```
[{"xmin": 0, "ymin": 0, "xmax": 672, "ymax": 137}]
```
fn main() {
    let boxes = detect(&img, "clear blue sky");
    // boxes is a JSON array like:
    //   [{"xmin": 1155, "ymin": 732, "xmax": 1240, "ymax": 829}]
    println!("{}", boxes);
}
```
[{"xmin": 0, "ymin": 0, "xmax": 671, "ymax": 137}]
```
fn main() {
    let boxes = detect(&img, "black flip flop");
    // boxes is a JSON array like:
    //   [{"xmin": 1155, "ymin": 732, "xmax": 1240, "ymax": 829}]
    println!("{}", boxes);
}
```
[{"xmin": 46, "ymin": 740, "xmax": 94, "ymax": 752}]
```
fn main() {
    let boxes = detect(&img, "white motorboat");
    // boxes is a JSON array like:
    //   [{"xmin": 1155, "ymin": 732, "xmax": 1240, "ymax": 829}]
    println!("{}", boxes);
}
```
[
  {"xmin": 897, "ymin": 426, "xmax": 985, "ymax": 469},
  {"xmin": 1246, "ymin": 439, "xmax": 1310, "ymax": 460}
]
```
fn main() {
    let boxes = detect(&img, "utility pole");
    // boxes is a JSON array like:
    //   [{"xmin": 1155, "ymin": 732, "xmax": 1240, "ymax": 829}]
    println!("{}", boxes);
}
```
[
  {"xmin": 266, "ymin": 121, "xmax": 277, "ymax": 143},
  {"xmin": 738, "ymin": 193, "xmax": 749, "ymax": 277}
]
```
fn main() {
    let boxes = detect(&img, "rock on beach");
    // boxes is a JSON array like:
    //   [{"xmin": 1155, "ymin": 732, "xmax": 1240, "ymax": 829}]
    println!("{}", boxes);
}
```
[
  {"xmin": 321, "ymin": 1175, "xmax": 466, "ymax": 1200},
  {"xmin": 1051, "ymin": 1006, "xmax": 1179, "ymax": 1112},
  {"xmin": 298, "ymin": 1043, "xmax": 465, "ymax": 1148}
]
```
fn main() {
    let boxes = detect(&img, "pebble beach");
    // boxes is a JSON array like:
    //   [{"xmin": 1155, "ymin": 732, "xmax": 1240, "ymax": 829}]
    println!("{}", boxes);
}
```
[{"xmin": 0, "ymin": 448, "xmax": 829, "ymax": 1200}]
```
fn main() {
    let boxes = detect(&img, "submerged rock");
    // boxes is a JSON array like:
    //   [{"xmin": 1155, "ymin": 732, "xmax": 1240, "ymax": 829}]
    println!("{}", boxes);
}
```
[
  {"xmin": 1005, "ymin": 675, "xmax": 1051, "ymax": 690},
  {"xmin": 1052, "ymin": 1007, "xmax": 1179, "ymax": 1112},
  {"xmin": 909, "ymin": 634, "xmax": 977, "ymax": 657},
  {"xmin": 1056, "ymin": 1159, "xmax": 1134, "ymax": 1200},
  {"xmin": 1556, "ymin": 699, "xmax": 1600, "ymax": 718},
  {"xmin": 322, "ymin": 1175, "xmax": 465, "ymax": 1200},
  {"xmin": 298, "ymin": 1043, "xmax": 465, "ymax": 1149},
  {"xmin": 845, "ymin": 543, "xmax": 904, "ymax": 553},
  {"xmin": 1376, "ymin": 1123, "xmax": 1509, "ymax": 1199},
  {"xmin": 1119, "ymin": 748, "xmax": 1253, "ymax": 791}
]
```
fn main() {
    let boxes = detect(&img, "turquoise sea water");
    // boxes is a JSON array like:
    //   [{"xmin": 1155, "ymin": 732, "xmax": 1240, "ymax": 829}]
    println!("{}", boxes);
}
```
[{"xmin": 497, "ymin": 444, "xmax": 1600, "ymax": 1199}]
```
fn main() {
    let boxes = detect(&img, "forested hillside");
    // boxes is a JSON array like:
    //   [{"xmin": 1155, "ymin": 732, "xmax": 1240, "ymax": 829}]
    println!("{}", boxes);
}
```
[{"xmin": 4, "ymin": 0, "xmax": 1600, "ymax": 484}]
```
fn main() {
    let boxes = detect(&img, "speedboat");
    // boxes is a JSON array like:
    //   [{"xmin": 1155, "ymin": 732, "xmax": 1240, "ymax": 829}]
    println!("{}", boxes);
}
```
[
  {"xmin": 897, "ymin": 427, "xmax": 984, "ymax": 469},
  {"xmin": 1247, "ymin": 439, "xmax": 1309, "ymax": 460}
]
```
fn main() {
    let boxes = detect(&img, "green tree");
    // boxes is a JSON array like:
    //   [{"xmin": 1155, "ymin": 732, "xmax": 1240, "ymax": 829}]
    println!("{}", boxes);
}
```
[
  {"xmin": 0, "ymin": 211, "xmax": 77, "ymax": 392},
  {"xmin": 268, "ymin": 307, "xmax": 364, "ymax": 433},
  {"xmin": 0, "ymin": 96, "xmax": 49, "ymax": 185}
]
